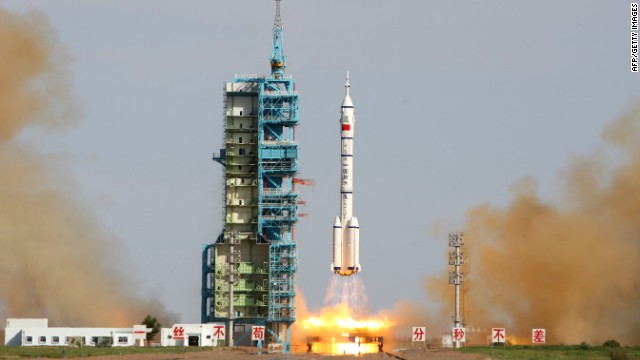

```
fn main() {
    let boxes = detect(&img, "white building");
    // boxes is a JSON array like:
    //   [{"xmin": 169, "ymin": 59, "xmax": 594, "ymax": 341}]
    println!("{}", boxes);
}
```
[
  {"xmin": 160, "ymin": 323, "xmax": 225, "ymax": 347},
  {"xmin": 5, "ymin": 319, "xmax": 226, "ymax": 348},
  {"xmin": 4, "ymin": 319, "xmax": 147, "ymax": 347}
]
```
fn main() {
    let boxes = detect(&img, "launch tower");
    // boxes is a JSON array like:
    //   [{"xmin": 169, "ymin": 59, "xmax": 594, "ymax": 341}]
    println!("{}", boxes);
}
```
[{"xmin": 202, "ymin": 0, "xmax": 300, "ymax": 350}]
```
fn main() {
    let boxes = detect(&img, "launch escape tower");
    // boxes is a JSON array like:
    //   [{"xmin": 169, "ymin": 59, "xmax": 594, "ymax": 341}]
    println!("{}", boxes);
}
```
[{"xmin": 202, "ymin": 0, "xmax": 300, "ymax": 350}]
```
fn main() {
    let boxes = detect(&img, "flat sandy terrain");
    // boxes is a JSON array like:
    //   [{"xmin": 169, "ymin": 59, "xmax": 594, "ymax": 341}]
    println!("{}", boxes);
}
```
[{"xmin": 23, "ymin": 347, "xmax": 485, "ymax": 360}]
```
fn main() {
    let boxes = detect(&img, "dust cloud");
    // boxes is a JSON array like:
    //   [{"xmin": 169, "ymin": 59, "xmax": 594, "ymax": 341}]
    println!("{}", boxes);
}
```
[
  {"xmin": 0, "ymin": 7, "xmax": 173, "ymax": 327},
  {"xmin": 428, "ymin": 102, "xmax": 640, "ymax": 345}
]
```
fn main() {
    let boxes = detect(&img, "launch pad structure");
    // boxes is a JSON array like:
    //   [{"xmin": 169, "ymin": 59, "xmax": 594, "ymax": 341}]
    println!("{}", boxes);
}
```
[{"xmin": 201, "ymin": 0, "xmax": 299, "ymax": 351}]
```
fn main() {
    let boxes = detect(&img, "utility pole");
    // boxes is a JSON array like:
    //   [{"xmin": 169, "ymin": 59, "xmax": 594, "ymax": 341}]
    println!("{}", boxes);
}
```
[
  {"xmin": 448, "ymin": 232, "xmax": 464, "ymax": 348},
  {"xmin": 228, "ymin": 231, "xmax": 240, "ymax": 347}
]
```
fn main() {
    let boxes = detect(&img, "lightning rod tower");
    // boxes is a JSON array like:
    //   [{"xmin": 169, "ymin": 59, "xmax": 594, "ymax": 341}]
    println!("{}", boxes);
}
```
[{"xmin": 448, "ymin": 232, "xmax": 464, "ymax": 348}]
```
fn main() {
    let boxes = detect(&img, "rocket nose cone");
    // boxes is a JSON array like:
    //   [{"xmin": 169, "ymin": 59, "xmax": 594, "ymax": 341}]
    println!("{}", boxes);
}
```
[
  {"xmin": 349, "ymin": 217, "xmax": 359, "ymax": 227},
  {"xmin": 341, "ymin": 95, "xmax": 353, "ymax": 108},
  {"xmin": 334, "ymin": 217, "xmax": 342, "ymax": 227}
]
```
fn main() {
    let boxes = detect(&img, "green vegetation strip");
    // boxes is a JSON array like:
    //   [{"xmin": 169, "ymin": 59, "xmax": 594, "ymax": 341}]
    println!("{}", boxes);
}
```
[
  {"xmin": 0, "ymin": 346, "xmax": 211, "ymax": 358},
  {"xmin": 461, "ymin": 345, "xmax": 640, "ymax": 360}
]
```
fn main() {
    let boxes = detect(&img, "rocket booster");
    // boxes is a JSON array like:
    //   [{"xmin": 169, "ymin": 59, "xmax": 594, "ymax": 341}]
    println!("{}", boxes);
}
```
[{"xmin": 332, "ymin": 72, "xmax": 361, "ymax": 276}]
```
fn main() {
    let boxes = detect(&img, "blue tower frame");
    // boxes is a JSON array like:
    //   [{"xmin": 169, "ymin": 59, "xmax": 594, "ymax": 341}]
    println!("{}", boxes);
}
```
[{"xmin": 202, "ymin": 0, "xmax": 300, "ymax": 350}]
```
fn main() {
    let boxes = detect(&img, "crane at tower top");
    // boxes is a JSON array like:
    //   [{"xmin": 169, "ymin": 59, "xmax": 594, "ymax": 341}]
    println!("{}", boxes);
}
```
[{"xmin": 270, "ymin": 0, "xmax": 286, "ymax": 78}]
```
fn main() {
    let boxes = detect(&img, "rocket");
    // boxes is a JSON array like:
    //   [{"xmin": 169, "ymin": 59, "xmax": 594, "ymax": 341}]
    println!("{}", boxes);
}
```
[{"xmin": 332, "ymin": 72, "xmax": 361, "ymax": 276}]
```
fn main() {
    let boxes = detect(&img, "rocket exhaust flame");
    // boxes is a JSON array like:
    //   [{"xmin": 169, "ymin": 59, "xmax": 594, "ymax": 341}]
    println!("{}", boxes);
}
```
[
  {"xmin": 302, "ymin": 310, "xmax": 388, "ymax": 356},
  {"xmin": 297, "ymin": 296, "xmax": 392, "ymax": 354},
  {"xmin": 0, "ymin": 6, "xmax": 174, "ymax": 327}
]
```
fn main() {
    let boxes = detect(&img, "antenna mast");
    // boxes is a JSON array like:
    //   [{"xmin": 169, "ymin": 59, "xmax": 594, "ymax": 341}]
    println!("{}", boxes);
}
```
[{"xmin": 270, "ymin": 0, "xmax": 286, "ymax": 78}]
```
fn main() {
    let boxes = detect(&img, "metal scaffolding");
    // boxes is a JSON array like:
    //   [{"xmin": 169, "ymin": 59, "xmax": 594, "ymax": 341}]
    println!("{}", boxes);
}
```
[
  {"xmin": 202, "ymin": 1, "xmax": 300, "ymax": 350},
  {"xmin": 202, "ymin": 75, "xmax": 300, "ymax": 350}
]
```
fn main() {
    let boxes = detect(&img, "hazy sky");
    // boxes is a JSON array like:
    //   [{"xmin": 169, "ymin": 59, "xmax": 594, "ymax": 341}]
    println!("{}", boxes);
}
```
[{"xmin": 2, "ymin": 0, "xmax": 638, "ymax": 323}]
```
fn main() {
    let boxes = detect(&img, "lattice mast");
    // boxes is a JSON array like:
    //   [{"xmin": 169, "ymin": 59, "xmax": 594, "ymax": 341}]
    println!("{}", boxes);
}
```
[
  {"xmin": 270, "ymin": 0, "xmax": 286, "ymax": 79},
  {"xmin": 448, "ymin": 232, "xmax": 465, "ymax": 348}
]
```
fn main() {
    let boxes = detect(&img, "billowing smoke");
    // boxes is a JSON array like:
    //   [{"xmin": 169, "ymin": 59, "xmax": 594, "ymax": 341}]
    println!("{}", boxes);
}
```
[
  {"xmin": 428, "ymin": 102, "xmax": 640, "ymax": 345},
  {"xmin": 0, "ymin": 7, "xmax": 173, "ymax": 327}
]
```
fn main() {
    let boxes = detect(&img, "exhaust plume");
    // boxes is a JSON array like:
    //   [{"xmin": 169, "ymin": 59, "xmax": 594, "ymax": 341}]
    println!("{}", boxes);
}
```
[
  {"xmin": 324, "ymin": 276, "xmax": 368, "ymax": 308},
  {"xmin": 293, "ymin": 278, "xmax": 439, "ymax": 351},
  {"xmin": 0, "ymin": 6, "xmax": 173, "ymax": 327},
  {"xmin": 428, "ymin": 101, "xmax": 640, "ymax": 345}
]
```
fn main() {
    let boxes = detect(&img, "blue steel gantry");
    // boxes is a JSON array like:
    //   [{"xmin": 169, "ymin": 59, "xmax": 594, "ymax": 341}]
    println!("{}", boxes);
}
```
[{"xmin": 202, "ymin": 0, "xmax": 300, "ymax": 351}]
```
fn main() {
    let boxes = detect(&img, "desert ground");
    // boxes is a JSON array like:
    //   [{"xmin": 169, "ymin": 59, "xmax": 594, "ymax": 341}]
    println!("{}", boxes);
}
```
[{"xmin": 20, "ymin": 347, "xmax": 483, "ymax": 360}]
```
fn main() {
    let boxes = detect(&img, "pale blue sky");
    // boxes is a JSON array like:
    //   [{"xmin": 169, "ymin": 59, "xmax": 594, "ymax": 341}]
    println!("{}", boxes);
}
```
[{"xmin": 3, "ymin": 0, "xmax": 638, "ymax": 323}]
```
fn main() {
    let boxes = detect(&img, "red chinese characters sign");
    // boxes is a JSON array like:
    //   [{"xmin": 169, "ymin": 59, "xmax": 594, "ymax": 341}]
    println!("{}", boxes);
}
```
[
  {"xmin": 492, "ymin": 328, "xmax": 506, "ymax": 343},
  {"xmin": 532, "ymin": 329, "xmax": 545, "ymax": 344},
  {"xmin": 452, "ymin": 327, "xmax": 466, "ymax": 342},
  {"xmin": 172, "ymin": 326, "xmax": 185, "ymax": 340},
  {"xmin": 212, "ymin": 325, "xmax": 225, "ymax": 340},
  {"xmin": 252, "ymin": 326, "xmax": 265, "ymax": 341},
  {"xmin": 412, "ymin": 327, "xmax": 426, "ymax": 342}
]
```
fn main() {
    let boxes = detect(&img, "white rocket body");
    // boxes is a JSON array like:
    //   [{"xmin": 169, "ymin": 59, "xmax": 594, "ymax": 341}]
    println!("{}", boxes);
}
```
[{"xmin": 332, "ymin": 74, "xmax": 361, "ymax": 276}]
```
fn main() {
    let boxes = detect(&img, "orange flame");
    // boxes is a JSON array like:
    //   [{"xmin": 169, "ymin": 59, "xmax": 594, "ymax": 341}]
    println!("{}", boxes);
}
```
[{"xmin": 297, "ymin": 303, "xmax": 392, "ymax": 355}]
